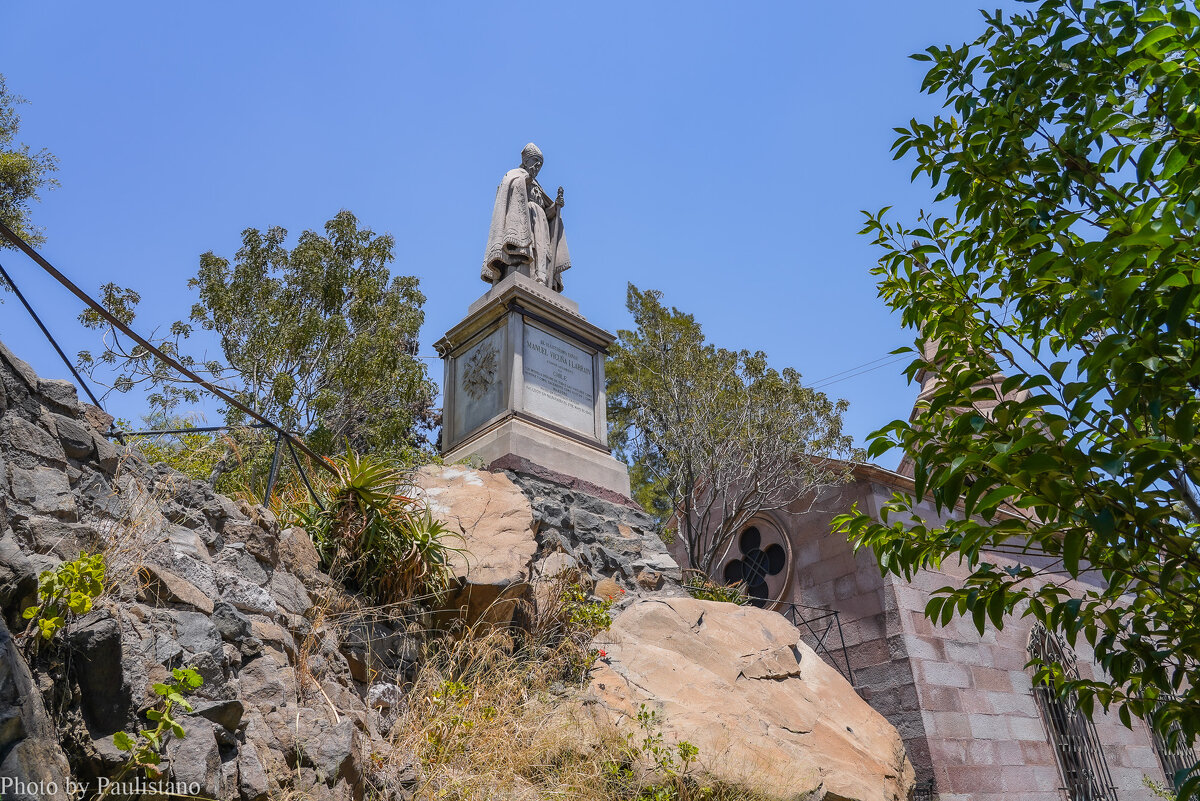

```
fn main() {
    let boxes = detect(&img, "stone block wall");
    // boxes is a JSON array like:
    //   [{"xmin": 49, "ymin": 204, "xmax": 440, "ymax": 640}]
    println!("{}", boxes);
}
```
[
  {"xmin": 782, "ymin": 472, "xmax": 1171, "ymax": 800},
  {"xmin": 891, "ymin": 542, "xmax": 1167, "ymax": 800}
]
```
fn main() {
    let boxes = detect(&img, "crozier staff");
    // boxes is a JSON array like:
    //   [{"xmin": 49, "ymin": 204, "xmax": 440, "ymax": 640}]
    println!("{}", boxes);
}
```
[{"xmin": 482, "ymin": 143, "xmax": 571, "ymax": 293}]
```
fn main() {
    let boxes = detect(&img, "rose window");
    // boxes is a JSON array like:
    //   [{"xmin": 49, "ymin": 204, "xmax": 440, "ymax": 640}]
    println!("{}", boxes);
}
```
[{"xmin": 722, "ymin": 525, "xmax": 786, "ymax": 607}]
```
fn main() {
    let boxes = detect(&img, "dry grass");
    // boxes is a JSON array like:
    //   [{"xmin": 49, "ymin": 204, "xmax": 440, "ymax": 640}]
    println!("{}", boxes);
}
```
[
  {"xmin": 360, "ymin": 574, "xmax": 780, "ymax": 801},
  {"xmin": 88, "ymin": 449, "xmax": 179, "ymax": 595}
]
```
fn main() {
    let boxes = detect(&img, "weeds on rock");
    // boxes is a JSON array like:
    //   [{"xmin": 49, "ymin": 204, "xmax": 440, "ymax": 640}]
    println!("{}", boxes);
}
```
[
  {"xmin": 1146, "ymin": 776, "xmax": 1179, "ymax": 800},
  {"xmin": 106, "ymin": 668, "xmax": 204, "ymax": 791},
  {"xmin": 20, "ymin": 553, "xmax": 106, "ymax": 641},
  {"xmin": 681, "ymin": 570, "xmax": 746, "ymax": 606},
  {"xmin": 601, "ymin": 704, "xmax": 711, "ymax": 801},
  {"xmin": 562, "ymin": 583, "xmax": 614, "ymax": 638}
]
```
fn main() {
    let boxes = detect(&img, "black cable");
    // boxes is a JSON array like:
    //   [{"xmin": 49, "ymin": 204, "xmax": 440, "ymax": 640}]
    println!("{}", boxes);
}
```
[
  {"xmin": 110, "ymin": 423, "xmax": 274, "ymax": 438},
  {"xmin": 0, "ymin": 258, "xmax": 105, "ymax": 409},
  {"xmin": 0, "ymin": 221, "xmax": 336, "ymax": 476}
]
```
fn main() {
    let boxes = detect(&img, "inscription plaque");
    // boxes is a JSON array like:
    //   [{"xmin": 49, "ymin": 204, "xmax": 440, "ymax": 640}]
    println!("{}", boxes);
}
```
[{"xmin": 522, "ymin": 325, "xmax": 595, "ymax": 434}]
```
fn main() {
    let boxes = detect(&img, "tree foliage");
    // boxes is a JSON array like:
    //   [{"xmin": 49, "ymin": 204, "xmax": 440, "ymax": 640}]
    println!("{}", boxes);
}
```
[
  {"xmin": 78, "ymin": 210, "xmax": 437, "ymax": 461},
  {"xmin": 835, "ymin": 0, "xmax": 1200, "ymax": 791},
  {"xmin": 608, "ymin": 284, "xmax": 859, "ymax": 576},
  {"xmin": 0, "ymin": 73, "xmax": 59, "ymax": 250}
]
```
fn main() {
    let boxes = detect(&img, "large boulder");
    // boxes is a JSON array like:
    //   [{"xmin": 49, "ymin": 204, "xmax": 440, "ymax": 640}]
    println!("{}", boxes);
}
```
[
  {"xmin": 412, "ymin": 466, "xmax": 537, "ymax": 624},
  {"xmin": 588, "ymin": 597, "xmax": 915, "ymax": 801}
]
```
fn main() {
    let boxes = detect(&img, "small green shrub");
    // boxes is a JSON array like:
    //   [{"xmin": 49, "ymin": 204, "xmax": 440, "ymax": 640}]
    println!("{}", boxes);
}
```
[
  {"xmin": 21, "ymin": 553, "xmax": 106, "ymax": 640},
  {"xmin": 294, "ymin": 446, "xmax": 463, "ymax": 604},
  {"xmin": 119, "ymin": 416, "xmax": 230, "ymax": 484},
  {"xmin": 562, "ymin": 583, "xmax": 614, "ymax": 634},
  {"xmin": 605, "ymin": 704, "xmax": 706, "ymax": 801},
  {"xmin": 682, "ymin": 571, "xmax": 746, "ymax": 606},
  {"xmin": 423, "ymin": 679, "xmax": 498, "ymax": 761},
  {"xmin": 1145, "ymin": 776, "xmax": 1179, "ymax": 800},
  {"xmin": 110, "ymin": 668, "xmax": 204, "ymax": 784}
]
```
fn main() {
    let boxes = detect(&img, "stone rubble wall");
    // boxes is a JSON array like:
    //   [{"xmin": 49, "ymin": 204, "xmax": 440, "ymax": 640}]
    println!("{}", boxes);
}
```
[{"xmin": 0, "ymin": 341, "xmax": 415, "ymax": 801}]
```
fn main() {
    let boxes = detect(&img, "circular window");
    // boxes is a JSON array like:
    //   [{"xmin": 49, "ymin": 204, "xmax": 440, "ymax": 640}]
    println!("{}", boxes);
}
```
[{"xmin": 720, "ymin": 521, "xmax": 790, "ymax": 608}]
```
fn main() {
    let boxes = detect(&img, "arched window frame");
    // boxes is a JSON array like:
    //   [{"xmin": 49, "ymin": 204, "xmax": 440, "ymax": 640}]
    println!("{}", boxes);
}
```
[
  {"xmin": 1028, "ymin": 624, "xmax": 1118, "ymax": 801},
  {"xmin": 1146, "ymin": 700, "xmax": 1199, "ymax": 792}
]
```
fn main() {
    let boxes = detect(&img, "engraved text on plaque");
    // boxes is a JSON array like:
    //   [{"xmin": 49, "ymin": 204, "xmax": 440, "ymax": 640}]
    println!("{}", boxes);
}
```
[{"xmin": 522, "ymin": 326, "xmax": 594, "ymax": 434}]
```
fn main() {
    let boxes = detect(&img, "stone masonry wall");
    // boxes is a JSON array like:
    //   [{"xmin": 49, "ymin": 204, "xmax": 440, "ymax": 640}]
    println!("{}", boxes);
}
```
[{"xmin": 776, "ymin": 472, "xmax": 1170, "ymax": 801}]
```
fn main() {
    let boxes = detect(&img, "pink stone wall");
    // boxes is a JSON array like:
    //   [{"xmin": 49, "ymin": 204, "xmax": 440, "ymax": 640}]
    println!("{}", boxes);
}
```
[{"xmin": 889, "ymin": 532, "xmax": 1167, "ymax": 800}]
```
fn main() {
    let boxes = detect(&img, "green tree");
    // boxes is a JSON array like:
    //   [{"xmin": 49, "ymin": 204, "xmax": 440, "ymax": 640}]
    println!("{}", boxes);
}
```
[
  {"xmin": 0, "ymin": 73, "xmax": 59, "ymax": 250},
  {"xmin": 834, "ymin": 0, "xmax": 1200, "ymax": 793},
  {"xmin": 608, "ymin": 284, "xmax": 859, "ymax": 576},
  {"xmin": 79, "ymin": 210, "xmax": 437, "ymax": 470}
]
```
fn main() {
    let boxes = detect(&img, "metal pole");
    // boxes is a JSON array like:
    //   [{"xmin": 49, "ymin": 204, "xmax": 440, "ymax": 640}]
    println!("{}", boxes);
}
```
[
  {"xmin": 262, "ymin": 431, "xmax": 284, "ymax": 507},
  {"xmin": 285, "ymin": 437, "xmax": 325, "ymax": 512},
  {"xmin": 834, "ymin": 611, "xmax": 855, "ymax": 686}
]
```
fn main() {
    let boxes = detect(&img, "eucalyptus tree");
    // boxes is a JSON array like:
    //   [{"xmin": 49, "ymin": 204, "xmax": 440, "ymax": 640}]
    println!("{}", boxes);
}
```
[
  {"xmin": 79, "ymin": 210, "xmax": 437, "ymax": 474},
  {"xmin": 608, "ymin": 284, "xmax": 859, "ymax": 575}
]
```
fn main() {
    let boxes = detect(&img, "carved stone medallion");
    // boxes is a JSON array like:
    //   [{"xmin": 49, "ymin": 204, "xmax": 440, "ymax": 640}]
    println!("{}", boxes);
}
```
[{"xmin": 463, "ymin": 341, "xmax": 499, "ymax": 400}]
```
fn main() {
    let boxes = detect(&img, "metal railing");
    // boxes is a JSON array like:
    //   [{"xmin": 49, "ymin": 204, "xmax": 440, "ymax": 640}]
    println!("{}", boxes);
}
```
[
  {"xmin": 1029, "ymin": 624, "xmax": 1118, "ymax": 801},
  {"xmin": 910, "ymin": 780, "xmax": 936, "ymax": 801},
  {"xmin": 681, "ymin": 579, "xmax": 858, "ymax": 687},
  {"xmin": 1147, "ymin": 700, "xmax": 1199, "ymax": 792},
  {"xmin": 107, "ymin": 423, "xmax": 323, "ymax": 509},
  {"xmin": 772, "ymin": 601, "xmax": 855, "ymax": 686}
]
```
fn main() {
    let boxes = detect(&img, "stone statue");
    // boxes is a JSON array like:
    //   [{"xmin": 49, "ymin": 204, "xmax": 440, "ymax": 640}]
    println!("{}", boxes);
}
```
[{"xmin": 482, "ymin": 143, "xmax": 571, "ymax": 292}]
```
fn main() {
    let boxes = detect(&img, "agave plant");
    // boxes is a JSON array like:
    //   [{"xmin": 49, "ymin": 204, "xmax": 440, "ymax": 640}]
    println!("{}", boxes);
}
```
[{"xmin": 296, "ymin": 446, "xmax": 463, "ymax": 604}]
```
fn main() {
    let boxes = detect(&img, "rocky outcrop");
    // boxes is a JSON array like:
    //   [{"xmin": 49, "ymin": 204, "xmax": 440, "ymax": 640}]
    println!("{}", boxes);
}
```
[
  {"xmin": 505, "ymin": 471, "xmax": 683, "ymax": 595},
  {"xmin": 0, "ymin": 341, "xmax": 410, "ymax": 800},
  {"xmin": 589, "ymin": 597, "xmax": 914, "ymax": 801},
  {"xmin": 411, "ymin": 465, "xmax": 684, "ymax": 625},
  {"xmin": 0, "ymin": 618, "xmax": 72, "ymax": 801},
  {"xmin": 412, "ymin": 465, "xmax": 538, "ymax": 624}
]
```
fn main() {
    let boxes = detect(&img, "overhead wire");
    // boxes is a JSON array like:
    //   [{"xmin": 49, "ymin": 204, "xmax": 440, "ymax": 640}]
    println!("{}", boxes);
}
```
[
  {"xmin": 0, "ymin": 220, "xmax": 338, "ymax": 477},
  {"xmin": 809, "ymin": 354, "xmax": 912, "ymax": 391},
  {"xmin": 805, "ymin": 352, "xmax": 905, "ymax": 386}
]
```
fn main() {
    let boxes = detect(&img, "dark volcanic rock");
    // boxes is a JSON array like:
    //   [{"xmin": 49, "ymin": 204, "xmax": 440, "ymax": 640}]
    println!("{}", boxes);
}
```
[
  {"xmin": 0, "ymin": 618, "xmax": 72, "ymax": 800},
  {"xmin": 67, "ymin": 612, "xmax": 132, "ymax": 736}
]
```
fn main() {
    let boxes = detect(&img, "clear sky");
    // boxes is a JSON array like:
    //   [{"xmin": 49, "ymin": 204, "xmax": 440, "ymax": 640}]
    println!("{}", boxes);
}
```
[{"xmin": 1, "ymin": 1, "xmax": 1023, "ymax": 465}]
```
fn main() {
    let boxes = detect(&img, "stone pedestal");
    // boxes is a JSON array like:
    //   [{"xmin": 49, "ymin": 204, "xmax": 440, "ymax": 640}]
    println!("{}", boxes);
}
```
[{"xmin": 436, "ymin": 272, "xmax": 631, "ymax": 498}]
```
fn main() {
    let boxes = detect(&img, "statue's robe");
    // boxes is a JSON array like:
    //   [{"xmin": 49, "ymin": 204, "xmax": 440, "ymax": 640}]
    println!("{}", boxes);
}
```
[{"xmin": 482, "ymin": 167, "xmax": 571, "ymax": 292}]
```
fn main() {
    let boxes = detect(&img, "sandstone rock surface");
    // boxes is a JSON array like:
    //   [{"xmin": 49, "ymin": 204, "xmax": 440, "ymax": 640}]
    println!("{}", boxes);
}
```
[
  {"xmin": 412, "ymin": 464, "xmax": 538, "ymax": 623},
  {"xmin": 589, "ymin": 597, "xmax": 914, "ymax": 801}
]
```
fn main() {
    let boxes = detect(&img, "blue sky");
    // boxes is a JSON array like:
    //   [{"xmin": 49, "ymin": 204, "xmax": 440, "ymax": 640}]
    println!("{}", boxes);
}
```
[{"xmin": 1, "ymin": 2, "xmax": 1023, "ymax": 465}]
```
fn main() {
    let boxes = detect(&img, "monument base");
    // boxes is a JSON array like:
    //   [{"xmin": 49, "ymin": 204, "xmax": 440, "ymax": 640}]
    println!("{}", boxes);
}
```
[
  {"xmin": 437, "ymin": 271, "xmax": 632, "ymax": 499},
  {"xmin": 443, "ymin": 415, "xmax": 632, "ymax": 501}
]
